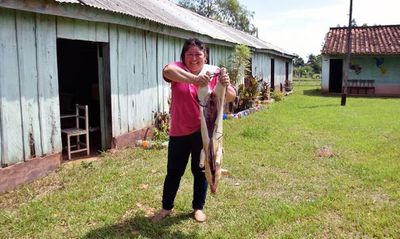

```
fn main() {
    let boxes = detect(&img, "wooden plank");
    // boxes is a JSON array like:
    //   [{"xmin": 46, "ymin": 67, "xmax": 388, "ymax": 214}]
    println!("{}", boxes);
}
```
[
  {"xmin": 56, "ymin": 17, "xmax": 74, "ymax": 40},
  {"xmin": 132, "ymin": 31, "xmax": 144, "ymax": 130},
  {"xmin": 95, "ymin": 22, "xmax": 109, "ymax": 42},
  {"xmin": 160, "ymin": 35, "xmax": 170, "ymax": 113},
  {"xmin": 126, "ymin": 28, "xmax": 136, "ymax": 132},
  {"xmin": 109, "ymin": 24, "xmax": 121, "ymax": 137},
  {"xmin": 129, "ymin": 29, "xmax": 138, "ymax": 130},
  {"xmin": 133, "ymin": 28, "xmax": 145, "ymax": 130},
  {"xmin": 35, "ymin": 13, "xmax": 62, "ymax": 154},
  {"xmin": 142, "ymin": 31, "xmax": 158, "ymax": 129},
  {"xmin": 57, "ymin": 17, "xmax": 109, "ymax": 42},
  {"xmin": 73, "ymin": 18, "xmax": 90, "ymax": 41},
  {"xmin": 16, "ymin": 11, "xmax": 43, "ymax": 159},
  {"xmin": 117, "ymin": 26, "xmax": 129, "ymax": 134},
  {"xmin": 156, "ymin": 34, "xmax": 165, "ymax": 112},
  {"xmin": 0, "ymin": 8, "xmax": 24, "ymax": 166},
  {"xmin": 97, "ymin": 43, "xmax": 112, "ymax": 150}
]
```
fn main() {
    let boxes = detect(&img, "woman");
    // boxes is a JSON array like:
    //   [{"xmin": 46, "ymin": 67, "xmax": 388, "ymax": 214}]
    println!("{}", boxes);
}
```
[{"xmin": 152, "ymin": 38, "xmax": 236, "ymax": 223}]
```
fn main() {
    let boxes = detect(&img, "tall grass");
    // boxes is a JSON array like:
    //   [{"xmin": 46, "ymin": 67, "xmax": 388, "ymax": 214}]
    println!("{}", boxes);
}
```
[{"xmin": 1, "ymin": 84, "xmax": 399, "ymax": 238}]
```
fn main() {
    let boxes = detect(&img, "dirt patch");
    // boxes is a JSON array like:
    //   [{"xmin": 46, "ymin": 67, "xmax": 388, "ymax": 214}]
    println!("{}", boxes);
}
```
[{"xmin": 316, "ymin": 145, "xmax": 334, "ymax": 158}]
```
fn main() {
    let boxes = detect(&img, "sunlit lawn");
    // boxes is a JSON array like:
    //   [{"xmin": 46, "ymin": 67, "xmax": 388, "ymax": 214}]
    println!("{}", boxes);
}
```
[{"xmin": 1, "ymin": 83, "xmax": 399, "ymax": 238}]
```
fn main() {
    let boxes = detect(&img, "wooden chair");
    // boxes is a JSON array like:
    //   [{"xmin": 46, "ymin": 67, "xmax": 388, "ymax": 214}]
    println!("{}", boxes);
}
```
[{"xmin": 61, "ymin": 104, "xmax": 90, "ymax": 160}]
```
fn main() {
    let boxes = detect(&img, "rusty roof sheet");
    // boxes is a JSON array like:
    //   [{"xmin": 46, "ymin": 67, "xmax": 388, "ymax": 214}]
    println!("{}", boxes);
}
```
[
  {"xmin": 53, "ymin": 0, "xmax": 293, "ymax": 57},
  {"xmin": 322, "ymin": 25, "xmax": 400, "ymax": 55}
]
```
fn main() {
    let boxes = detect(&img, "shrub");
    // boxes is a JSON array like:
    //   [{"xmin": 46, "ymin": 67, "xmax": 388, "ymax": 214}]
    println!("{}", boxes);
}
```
[
  {"xmin": 152, "ymin": 112, "xmax": 169, "ymax": 148},
  {"xmin": 271, "ymin": 89, "xmax": 284, "ymax": 102}
]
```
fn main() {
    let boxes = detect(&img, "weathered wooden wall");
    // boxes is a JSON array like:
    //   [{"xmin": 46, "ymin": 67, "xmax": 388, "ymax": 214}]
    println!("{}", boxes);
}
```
[
  {"xmin": 208, "ymin": 44, "xmax": 233, "ymax": 67},
  {"xmin": 252, "ymin": 52, "xmax": 293, "ymax": 87},
  {"xmin": 252, "ymin": 52, "xmax": 271, "ymax": 81},
  {"xmin": 108, "ymin": 26, "xmax": 182, "ymax": 137},
  {"xmin": 0, "ymin": 8, "xmax": 61, "ymax": 167}
]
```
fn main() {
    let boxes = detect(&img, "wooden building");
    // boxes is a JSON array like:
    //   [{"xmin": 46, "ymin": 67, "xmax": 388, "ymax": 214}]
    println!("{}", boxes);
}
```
[
  {"xmin": 0, "ymin": 0, "xmax": 294, "ymax": 192},
  {"xmin": 321, "ymin": 25, "xmax": 400, "ymax": 96}
]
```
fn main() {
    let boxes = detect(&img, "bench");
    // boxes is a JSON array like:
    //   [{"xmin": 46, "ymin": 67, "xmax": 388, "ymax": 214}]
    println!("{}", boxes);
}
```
[{"xmin": 347, "ymin": 79, "xmax": 375, "ymax": 95}]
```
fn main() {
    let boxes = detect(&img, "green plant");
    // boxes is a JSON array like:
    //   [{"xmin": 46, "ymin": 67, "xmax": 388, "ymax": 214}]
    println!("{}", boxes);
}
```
[
  {"xmin": 260, "ymin": 81, "xmax": 271, "ymax": 100},
  {"xmin": 227, "ymin": 44, "xmax": 252, "ymax": 86},
  {"xmin": 236, "ymin": 75, "xmax": 260, "ymax": 111},
  {"xmin": 152, "ymin": 111, "xmax": 169, "ymax": 149},
  {"xmin": 271, "ymin": 89, "xmax": 284, "ymax": 101},
  {"xmin": 284, "ymin": 79, "xmax": 293, "ymax": 92}
]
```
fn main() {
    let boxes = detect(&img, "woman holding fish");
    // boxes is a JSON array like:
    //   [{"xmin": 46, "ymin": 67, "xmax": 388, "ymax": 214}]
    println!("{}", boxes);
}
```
[{"xmin": 152, "ymin": 38, "xmax": 236, "ymax": 223}]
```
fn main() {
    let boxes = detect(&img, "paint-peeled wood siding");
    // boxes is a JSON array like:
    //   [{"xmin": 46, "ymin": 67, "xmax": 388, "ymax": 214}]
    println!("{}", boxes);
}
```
[
  {"xmin": 110, "ymin": 25, "xmax": 175, "ymax": 137},
  {"xmin": 252, "ymin": 52, "xmax": 292, "ymax": 87},
  {"xmin": 252, "ymin": 52, "xmax": 271, "ymax": 81},
  {"xmin": 16, "ymin": 11, "xmax": 43, "ymax": 160},
  {"xmin": 208, "ymin": 44, "xmax": 233, "ymax": 67},
  {"xmin": 0, "ymin": 9, "xmax": 61, "ymax": 167},
  {"xmin": 0, "ymin": 8, "xmax": 23, "ymax": 166},
  {"xmin": 57, "ymin": 16, "xmax": 109, "ymax": 42},
  {"xmin": 35, "ymin": 13, "xmax": 61, "ymax": 156},
  {"xmin": 156, "ymin": 35, "xmax": 183, "ymax": 112},
  {"xmin": 321, "ymin": 55, "xmax": 331, "ymax": 92},
  {"xmin": 274, "ymin": 58, "xmax": 287, "ymax": 85}
]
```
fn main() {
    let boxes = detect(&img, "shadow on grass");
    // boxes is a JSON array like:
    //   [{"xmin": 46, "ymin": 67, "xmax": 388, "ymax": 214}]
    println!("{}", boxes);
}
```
[
  {"xmin": 83, "ymin": 212, "xmax": 198, "ymax": 239},
  {"xmin": 298, "ymin": 103, "xmax": 340, "ymax": 109},
  {"xmin": 302, "ymin": 88, "xmax": 340, "ymax": 98},
  {"xmin": 301, "ymin": 88, "xmax": 394, "ymax": 100}
]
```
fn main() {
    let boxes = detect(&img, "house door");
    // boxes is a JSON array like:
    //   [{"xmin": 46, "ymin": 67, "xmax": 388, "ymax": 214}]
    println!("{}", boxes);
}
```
[
  {"xmin": 271, "ymin": 59, "xmax": 275, "ymax": 90},
  {"xmin": 57, "ymin": 39, "xmax": 112, "ymax": 157},
  {"xmin": 97, "ymin": 44, "xmax": 112, "ymax": 150},
  {"xmin": 329, "ymin": 59, "xmax": 343, "ymax": 93},
  {"xmin": 285, "ymin": 61, "xmax": 289, "ymax": 84}
]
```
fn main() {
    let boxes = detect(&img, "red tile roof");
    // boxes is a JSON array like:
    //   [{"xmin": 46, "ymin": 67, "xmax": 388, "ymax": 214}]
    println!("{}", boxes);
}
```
[{"xmin": 322, "ymin": 25, "xmax": 400, "ymax": 55}]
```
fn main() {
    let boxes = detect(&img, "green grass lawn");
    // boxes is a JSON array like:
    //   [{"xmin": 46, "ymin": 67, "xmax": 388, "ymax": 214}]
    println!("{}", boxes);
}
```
[{"xmin": 1, "ymin": 84, "xmax": 399, "ymax": 238}]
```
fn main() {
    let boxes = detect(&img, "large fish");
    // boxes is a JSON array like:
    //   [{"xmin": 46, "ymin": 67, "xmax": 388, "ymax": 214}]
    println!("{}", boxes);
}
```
[{"xmin": 198, "ymin": 67, "xmax": 226, "ymax": 194}]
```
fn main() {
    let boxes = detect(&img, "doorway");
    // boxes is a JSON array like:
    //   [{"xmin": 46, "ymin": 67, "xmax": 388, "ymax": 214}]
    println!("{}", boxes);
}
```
[
  {"xmin": 329, "ymin": 59, "xmax": 343, "ymax": 93},
  {"xmin": 270, "ymin": 59, "xmax": 275, "ymax": 90},
  {"xmin": 57, "ymin": 39, "xmax": 112, "ymax": 158}
]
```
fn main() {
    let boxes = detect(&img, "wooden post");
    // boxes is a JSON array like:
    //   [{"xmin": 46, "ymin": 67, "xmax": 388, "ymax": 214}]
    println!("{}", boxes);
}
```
[{"xmin": 341, "ymin": 0, "xmax": 353, "ymax": 106}]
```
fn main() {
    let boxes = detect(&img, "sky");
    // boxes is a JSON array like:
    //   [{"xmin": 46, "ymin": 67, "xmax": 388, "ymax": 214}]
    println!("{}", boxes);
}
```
[{"xmin": 238, "ymin": 0, "xmax": 400, "ymax": 60}]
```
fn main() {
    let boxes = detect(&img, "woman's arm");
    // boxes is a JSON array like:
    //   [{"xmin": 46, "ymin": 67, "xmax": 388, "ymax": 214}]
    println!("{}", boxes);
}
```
[
  {"xmin": 163, "ymin": 64, "xmax": 209, "ymax": 86},
  {"xmin": 225, "ymin": 85, "xmax": 237, "ymax": 103},
  {"xmin": 217, "ymin": 68, "xmax": 236, "ymax": 103}
]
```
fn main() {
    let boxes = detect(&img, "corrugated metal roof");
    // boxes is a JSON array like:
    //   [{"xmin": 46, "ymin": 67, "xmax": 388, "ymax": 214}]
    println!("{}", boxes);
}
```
[
  {"xmin": 53, "ymin": 0, "xmax": 294, "ymax": 57},
  {"xmin": 322, "ymin": 25, "xmax": 400, "ymax": 55}
]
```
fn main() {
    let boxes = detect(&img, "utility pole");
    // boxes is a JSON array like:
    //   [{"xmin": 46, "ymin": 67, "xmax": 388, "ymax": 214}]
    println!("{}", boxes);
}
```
[{"xmin": 341, "ymin": 0, "xmax": 353, "ymax": 106}]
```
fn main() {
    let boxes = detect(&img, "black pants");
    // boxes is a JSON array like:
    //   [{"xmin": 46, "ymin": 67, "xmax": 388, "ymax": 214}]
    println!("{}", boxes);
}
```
[{"xmin": 162, "ymin": 131, "xmax": 208, "ymax": 210}]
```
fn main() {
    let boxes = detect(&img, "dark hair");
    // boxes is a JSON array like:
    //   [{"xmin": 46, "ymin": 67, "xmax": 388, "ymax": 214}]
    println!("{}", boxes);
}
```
[{"xmin": 180, "ymin": 38, "xmax": 208, "ymax": 62}]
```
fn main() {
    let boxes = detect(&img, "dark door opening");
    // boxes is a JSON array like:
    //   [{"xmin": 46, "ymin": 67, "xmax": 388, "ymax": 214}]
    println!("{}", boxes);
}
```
[
  {"xmin": 285, "ymin": 61, "xmax": 289, "ymax": 84},
  {"xmin": 329, "ymin": 59, "xmax": 343, "ymax": 93},
  {"xmin": 57, "ymin": 39, "xmax": 112, "ymax": 159},
  {"xmin": 270, "ymin": 59, "xmax": 275, "ymax": 90}
]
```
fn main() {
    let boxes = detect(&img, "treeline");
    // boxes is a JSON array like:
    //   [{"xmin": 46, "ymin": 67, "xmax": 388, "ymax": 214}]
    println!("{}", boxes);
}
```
[{"xmin": 293, "ymin": 54, "xmax": 322, "ymax": 79}]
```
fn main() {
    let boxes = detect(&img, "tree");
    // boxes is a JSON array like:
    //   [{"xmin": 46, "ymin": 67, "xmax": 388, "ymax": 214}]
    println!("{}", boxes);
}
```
[
  {"xmin": 178, "ymin": 0, "xmax": 215, "ymax": 17},
  {"xmin": 351, "ymin": 19, "xmax": 357, "ymax": 27},
  {"xmin": 293, "ymin": 54, "xmax": 321, "ymax": 78},
  {"xmin": 293, "ymin": 55, "xmax": 305, "ymax": 68},
  {"xmin": 306, "ymin": 54, "xmax": 321, "ymax": 74},
  {"xmin": 226, "ymin": 44, "xmax": 251, "ymax": 85},
  {"xmin": 178, "ymin": 0, "xmax": 257, "ymax": 35}
]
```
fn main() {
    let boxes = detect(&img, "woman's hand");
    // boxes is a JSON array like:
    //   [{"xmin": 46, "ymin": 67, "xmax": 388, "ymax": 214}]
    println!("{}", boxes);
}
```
[
  {"xmin": 193, "ymin": 74, "xmax": 211, "ymax": 87},
  {"xmin": 218, "ymin": 68, "xmax": 230, "ymax": 86}
]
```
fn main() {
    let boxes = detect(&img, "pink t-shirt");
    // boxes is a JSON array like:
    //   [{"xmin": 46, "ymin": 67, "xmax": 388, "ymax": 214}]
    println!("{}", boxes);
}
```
[{"xmin": 165, "ymin": 62, "xmax": 219, "ymax": 136}]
